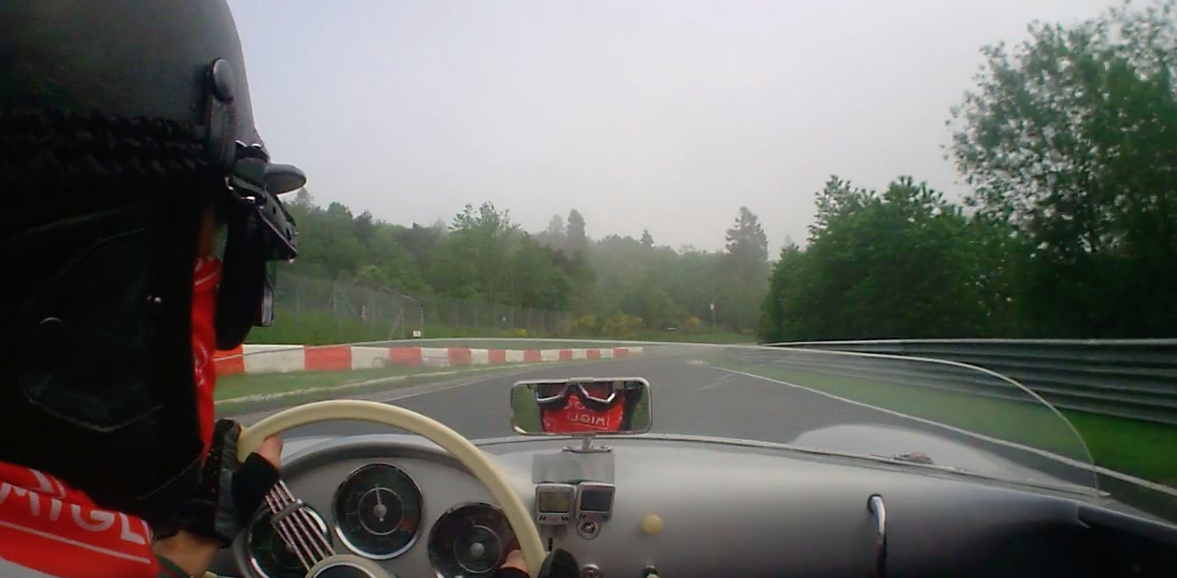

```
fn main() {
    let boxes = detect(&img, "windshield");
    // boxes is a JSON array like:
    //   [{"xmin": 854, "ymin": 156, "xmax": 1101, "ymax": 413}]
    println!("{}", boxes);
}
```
[
  {"xmin": 197, "ymin": 0, "xmax": 1177, "ymax": 528},
  {"xmin": 216, "ymin": 339, "xmax": 1100, "ymax": 493}
]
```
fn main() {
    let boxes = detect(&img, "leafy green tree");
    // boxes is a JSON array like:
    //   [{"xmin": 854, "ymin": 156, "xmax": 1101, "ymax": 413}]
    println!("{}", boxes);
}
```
[
  {"xmin": 725, "ymin": 207, "xmax": 769, "ymax": 273},
  {"xmin": 448, "ymin": 202, "xmax": 517, "ymax": 303},
  {"xmin": 511, "ymin": 235, "xmax": 573, "ymax": 310},
  {"xmin": 395, "ymin": 223, "xmax": 443, "ymax": 273},
  {"xmin": 536, "ymin": 214, "xmax": 566, "ymax": 248},
  {"xmin": 720, "ymin": 207, "xmax": 770, "ymax": 331},
  {"xmin": 759, "ymin": 240, "xmax": 807, "ymax": 342},
  {"xmin": 760, "ymin": 176, "xmax": 985, "ymax": 341},
  {"xmin": 566, "ymin": 209, "xmax": 588, "ymax": 256},
  {"xmin": 948, "ymin": 0, "xmax": 1177, "ymax": 337}
]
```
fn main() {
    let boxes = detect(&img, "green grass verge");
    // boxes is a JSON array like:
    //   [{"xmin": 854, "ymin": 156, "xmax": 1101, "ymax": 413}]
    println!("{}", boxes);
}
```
[
  {"xmin": 213, "ymin": 368, "xmax": 515, "ymax": 416},
  {"xmin": 710, "ymin": 357, "xmax": 1177, "ymax": 487},
  {"xmin": 243, "ymin": 309, "xmax": 749, "ymax": 346},
  {"xmin": 215, "ymin": 366, "xmax": 419, "ymax": 400},
  {"xmin": 1062, "ymin": 412, "xmax": 1177, "ymax": 488}
]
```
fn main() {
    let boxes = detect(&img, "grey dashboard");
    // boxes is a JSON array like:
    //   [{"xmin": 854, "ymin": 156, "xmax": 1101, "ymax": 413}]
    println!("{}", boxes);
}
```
[{"xmin": 213, "ymin": 434, "xmax": 1177, "ymax": 578}]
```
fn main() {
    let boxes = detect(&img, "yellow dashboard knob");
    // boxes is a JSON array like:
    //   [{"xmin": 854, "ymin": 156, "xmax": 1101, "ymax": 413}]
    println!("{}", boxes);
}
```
[{"xmin": 641, "ymin": 514, "xmax": 663, "ymax": 535}]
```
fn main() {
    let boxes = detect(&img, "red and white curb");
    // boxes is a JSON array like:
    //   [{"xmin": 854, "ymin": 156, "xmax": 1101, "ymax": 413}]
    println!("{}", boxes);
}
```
[{"xmin": 213, "ymin": 344, "xmax": 644, "ymax": 376}]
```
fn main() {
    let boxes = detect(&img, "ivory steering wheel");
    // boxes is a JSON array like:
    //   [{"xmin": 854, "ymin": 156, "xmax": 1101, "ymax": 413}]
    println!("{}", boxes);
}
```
[{"xmin": 236, "ymin": 399, "xmax": 547, "ymax": 578}]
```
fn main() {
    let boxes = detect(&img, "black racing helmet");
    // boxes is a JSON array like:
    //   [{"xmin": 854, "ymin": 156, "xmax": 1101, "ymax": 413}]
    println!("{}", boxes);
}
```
[{"xmin": 0, "ymin": 0, "xmax": 301, "ymax": 525}]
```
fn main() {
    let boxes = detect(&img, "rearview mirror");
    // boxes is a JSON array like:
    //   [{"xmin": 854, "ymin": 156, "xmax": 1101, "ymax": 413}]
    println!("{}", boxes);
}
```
[{"xmin": 510, "ymin": 378, "xmax": 652, "ymax": 436}]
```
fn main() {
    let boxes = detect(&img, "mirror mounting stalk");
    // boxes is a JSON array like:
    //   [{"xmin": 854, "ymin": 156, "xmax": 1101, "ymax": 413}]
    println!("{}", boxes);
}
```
[{"xmin": 564, "ymin": 434, "xmax": 612, "ymax": 454}]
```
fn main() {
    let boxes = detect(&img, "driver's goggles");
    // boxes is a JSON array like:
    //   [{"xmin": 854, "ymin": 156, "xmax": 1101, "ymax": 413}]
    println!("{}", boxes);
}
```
[{"xmin": 534, "ymin": 381, "xmax": 619, "ymax": 407}]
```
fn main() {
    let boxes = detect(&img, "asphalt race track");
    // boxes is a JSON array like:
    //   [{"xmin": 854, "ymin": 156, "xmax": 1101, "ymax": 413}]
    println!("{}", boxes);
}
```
[{"xmin": 232, "ymin": 355, "xmax": 1100, "ymax": 490}]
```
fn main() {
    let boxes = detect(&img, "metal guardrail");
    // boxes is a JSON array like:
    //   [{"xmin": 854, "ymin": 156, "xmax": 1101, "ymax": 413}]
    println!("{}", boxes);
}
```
[{"xmin": 753, "ymin": 339, "xmax": 1177, "ymax": 426}]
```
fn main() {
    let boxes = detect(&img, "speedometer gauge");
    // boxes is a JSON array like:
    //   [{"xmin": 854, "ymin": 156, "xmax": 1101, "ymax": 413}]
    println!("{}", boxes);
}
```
[
  {"xmin": 428, "ymin": 503, "xmax": 515, "ymax": 578},
  {"xmin": 332, "ymin": 463, "xmax": 424, "ymax": 559}
]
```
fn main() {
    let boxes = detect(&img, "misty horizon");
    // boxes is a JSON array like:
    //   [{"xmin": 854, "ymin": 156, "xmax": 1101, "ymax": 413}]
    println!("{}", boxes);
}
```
[{"xmin": 231, "ymin": 0, "xmax": 1115, "ymax": 253}]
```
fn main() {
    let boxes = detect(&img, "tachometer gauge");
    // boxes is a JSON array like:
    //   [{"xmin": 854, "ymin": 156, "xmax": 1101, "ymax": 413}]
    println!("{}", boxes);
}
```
[
  {"xmin": 332, "ymin": 463, "xmax": 424, "ymax": 559},
  {"xmin": 428, "ymin": 503, "xmax": 516, "ymax": 578},
  {"xmin": 247, "ymin": 507, "xmax": 329, "ymax": 578}
]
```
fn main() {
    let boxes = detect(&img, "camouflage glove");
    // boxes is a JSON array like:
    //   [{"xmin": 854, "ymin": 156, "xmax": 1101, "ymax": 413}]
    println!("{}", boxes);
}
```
[{"xmin": 156, "ymin": 419, "xmax": 280, "ymax": 547}]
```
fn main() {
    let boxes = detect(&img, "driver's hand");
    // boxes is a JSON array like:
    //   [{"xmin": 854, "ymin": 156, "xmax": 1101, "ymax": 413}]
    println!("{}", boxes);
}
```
[
  {"xmin": 496, "ymin": 550, "xmax": 529, "ymax": 578},
  {"xmin": 255, "ymin": 435, "xmax": 283, "ymax": 468},
  {"xmin": 155, "ymin": 419, "xmax": 282, "ymax": 547},
  {"xmin": 497, "ymin": 548, "xmax": 580, "ymax": 578},
  {"xmin": 502, "ymin": 550, "xmax": 527, "ymax": 571}
]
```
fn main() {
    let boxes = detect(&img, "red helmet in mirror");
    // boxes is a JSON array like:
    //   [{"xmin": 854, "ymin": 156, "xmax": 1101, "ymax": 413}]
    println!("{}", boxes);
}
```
[{"xmin": 535, "ymin": 381, "xmax": 640, "ymax": 433}]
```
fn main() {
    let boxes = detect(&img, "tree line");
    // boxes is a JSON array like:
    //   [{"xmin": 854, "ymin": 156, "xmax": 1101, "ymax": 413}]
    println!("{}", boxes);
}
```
[
  {"xmin": 282, "ymin": 193, "xmax": 769, "ymax": 338},
  {"xmin": 761, "ymin": 0, "xmax": 1177, "ymax": 341}
]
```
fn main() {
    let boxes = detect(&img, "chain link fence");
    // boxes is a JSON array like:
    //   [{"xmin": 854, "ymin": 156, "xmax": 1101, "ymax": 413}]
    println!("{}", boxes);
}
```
[{"xmin": 261, "ymin": 272, "xmax": 575, "ymax": 344}]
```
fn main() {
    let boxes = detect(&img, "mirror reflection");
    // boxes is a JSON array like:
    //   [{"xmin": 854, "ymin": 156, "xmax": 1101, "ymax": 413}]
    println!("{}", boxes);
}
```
[{"xmin": 510, "ymin": 378, "xmax": 652, "ymax": 435}]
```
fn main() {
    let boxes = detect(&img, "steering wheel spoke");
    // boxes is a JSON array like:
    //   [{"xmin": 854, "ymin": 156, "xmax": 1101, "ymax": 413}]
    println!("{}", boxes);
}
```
[{"xmin": 264, "ymin": 481, "xmax": 335, "ymax": 569}]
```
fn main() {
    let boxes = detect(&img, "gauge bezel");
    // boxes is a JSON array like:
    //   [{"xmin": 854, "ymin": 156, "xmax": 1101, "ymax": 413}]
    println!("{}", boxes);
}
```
[
  {"xmin": 331, "ymin": 462, "xmax": 425, "ymax": 561},
  {"xmin": 426, "ymin": 501, "xmax": 512, "ymax": 578},
  {"xmin": 535, "ymin": 482, "xmax": 577, "ymax": 526},
  {"xmin": 246, "ymin": 505, "xmax": 330, "ymax": 578}
]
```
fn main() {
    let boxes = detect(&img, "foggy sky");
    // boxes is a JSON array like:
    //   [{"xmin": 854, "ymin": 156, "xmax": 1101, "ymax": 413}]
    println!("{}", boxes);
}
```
[{"xmin": 228, "ymin": 0, "xmax": 1115, "ymax": 254}]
